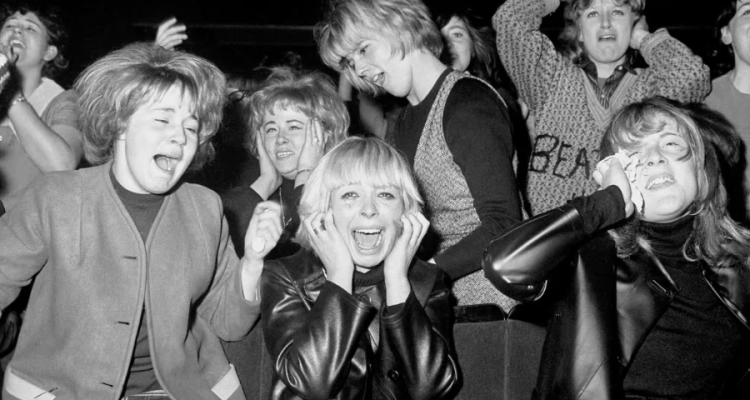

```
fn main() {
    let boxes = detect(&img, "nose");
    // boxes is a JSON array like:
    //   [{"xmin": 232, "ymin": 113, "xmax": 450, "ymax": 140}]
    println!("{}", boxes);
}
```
[
  {"xmin": 360, "ymin": 196, "xmax": 378, "ymax": 218},
  {"xmin": 353, "ymin": 56, "xmax": 367, "ymax": 78},
  {"xmin": 275, "ymin": 128, "xmax": 290, "ymax": 144},
  {"xmin": 169, "ymin": 127, "xmax": 187, "ymax": 147},
  {"xmin": 600, "ymin": 13, "xmax": 611, "ymax": 28},
  {"xmin": 643, "ymin": 146, "xmax": 667, "ymax": 168}
]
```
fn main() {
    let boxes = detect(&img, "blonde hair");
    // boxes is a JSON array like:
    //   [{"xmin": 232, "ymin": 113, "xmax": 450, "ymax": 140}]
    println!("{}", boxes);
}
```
[
  {"xmin": 315, "ymin": 0, "xmax": 443, "ymax": 95},
  {"xmin": 296, "ymin": 136, "xmax": 423, "ymax": 249},
  {"xmin": 246, "ymin": 67, "xmax": 349, "ymax": 158}
]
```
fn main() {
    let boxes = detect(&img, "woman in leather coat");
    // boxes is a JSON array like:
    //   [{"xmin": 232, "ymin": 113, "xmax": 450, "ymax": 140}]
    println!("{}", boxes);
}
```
[
  {"xmin": 260, "ymin": 136, "xmax": 458, "ymax": 400},
  {"xmin": 484, "ymin": 97, "xmax": 750, "ymax": 400}
]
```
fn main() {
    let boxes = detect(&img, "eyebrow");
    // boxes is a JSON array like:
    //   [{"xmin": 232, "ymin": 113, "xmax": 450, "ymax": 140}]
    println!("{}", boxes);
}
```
[
  {"xmin": 152, "ymin": 107, "xmax": 199, "ymax": 121},
  {"xmin": 6, "ymin": 16, "xmax": 42, "ymax": 29}
]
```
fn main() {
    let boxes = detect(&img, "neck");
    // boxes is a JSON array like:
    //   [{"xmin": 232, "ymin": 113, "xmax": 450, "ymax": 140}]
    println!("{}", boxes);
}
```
[
  {"xmin": 19, "ymin": 68, "xmax": 44, "ymax": 97},
  {"xmin": 592, "ymin": 55, "xmax": 627, "ymax": 79},
  {"xmin": 731, "ymin": 65, "xmax": 750, "ymax": 94},
  {"xmin": 406, "ymin": 51, "xmax": 448, "ymax": 105}
]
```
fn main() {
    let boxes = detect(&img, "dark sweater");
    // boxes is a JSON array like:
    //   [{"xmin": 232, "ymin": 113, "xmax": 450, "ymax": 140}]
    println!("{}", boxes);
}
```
[
  {"xmin": 111, "ymin": 170, "xmax": 164, "ymax": 396},
  {"xmin": 573, "ymin": 189, "xmax": 749, "ymax": 399},
  {"xmin": 392, "ymin": 68, "xmax": 521, "ymax": 280}
]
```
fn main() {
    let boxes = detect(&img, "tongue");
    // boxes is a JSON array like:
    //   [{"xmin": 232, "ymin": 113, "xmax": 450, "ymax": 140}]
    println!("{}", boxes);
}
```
[
  {"xmin": 155, "ymin": 155, "xmax": 173, "ymax": 171},
  {"xmin": 355, "ymin": 232, "xmax": 380, "ymax": 249}
]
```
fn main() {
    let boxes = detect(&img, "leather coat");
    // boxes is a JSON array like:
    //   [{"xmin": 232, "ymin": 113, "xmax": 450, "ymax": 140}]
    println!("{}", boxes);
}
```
[
  {"xmin": 483, "ymin": 199, "xmax": 750, "ymax": 400},
  {"xmin": 260, "ymin": 250, "xmax": 458, "ymax": 400}
]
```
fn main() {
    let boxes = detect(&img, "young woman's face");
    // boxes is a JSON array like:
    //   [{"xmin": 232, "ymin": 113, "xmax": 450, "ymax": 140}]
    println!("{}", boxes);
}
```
[
  {"xmin": 0, "ymin": 12, "xmax": 55, "ymax": 70},
  {"xmin": 628, "ymin": 119, "xmax": 699, "ymax": 223},
  {"xmin": 722, "ymin": 0, "xmax": 750, "ymax": 68},
  {"xmin": 330, "ymin": 182, "xmax": 404, "ymax": 270},
  {"xmin": 440, "ymin": 16, "xmax": 473, "ymax": 73},
  {"xmin": 261, "ymin": 105, "xmax": 310, "ymax": 180},
  {"xmin": 348, "ymin": 38, "xmax": 414, "ymax": 99},
  {"xmin": 577, "ymin": 0, "xmax": 635, "ymax": 72},
  {"xmin": 113, "ymin": 85, "xmax": 200, "ymax": 194}
]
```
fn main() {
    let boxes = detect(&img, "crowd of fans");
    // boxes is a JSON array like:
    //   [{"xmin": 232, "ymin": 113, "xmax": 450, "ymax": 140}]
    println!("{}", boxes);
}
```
[{"xmin": 0, "ymin": 0, "xmax": 748, "ymax": 399}]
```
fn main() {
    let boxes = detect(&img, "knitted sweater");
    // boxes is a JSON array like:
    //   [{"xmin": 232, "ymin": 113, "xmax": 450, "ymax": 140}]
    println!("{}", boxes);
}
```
[
  {"xmin": 494, "ymin": 0, "xmax": 710, "ymax": 215},
  {"xmin": 413, "ymin": 71, "xmax": 517, "ymax": 310}
]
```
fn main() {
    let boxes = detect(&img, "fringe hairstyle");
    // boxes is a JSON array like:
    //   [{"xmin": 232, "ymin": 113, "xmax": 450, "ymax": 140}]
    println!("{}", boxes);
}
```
[
  {"xmin": 600, "ymin": 97, "xmax": 750, "ymax": 269},
  {"xmin": 296, "ymin": 136, "xmax": 423, "ymax": 250},
  {"xmin": 558, "ymin": 0, "xmax": 645, "ymax": 66},
  {"xmin": 315, "ymin": 0, "xmax": 444, "ymax": 95},
  {"xmin": 74, "ymin": 42, "xmax": 226, "ymax": 169},
  {"xmin": 245, "ymin": 67, "xmax": 349, "ymax": 158}
]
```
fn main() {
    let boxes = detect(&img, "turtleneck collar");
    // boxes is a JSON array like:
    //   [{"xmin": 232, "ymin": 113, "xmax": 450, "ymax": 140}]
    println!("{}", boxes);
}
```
[
  {"xmin": 640, "ymin": 214, "xmax": 695, "ymax": 261},
  {"xmin": 353, "ymin": 263, "xmax": 385, "ymax": 287}
]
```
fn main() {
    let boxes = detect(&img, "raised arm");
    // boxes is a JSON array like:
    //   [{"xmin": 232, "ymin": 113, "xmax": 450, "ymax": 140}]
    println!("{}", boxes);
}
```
[
  {"xmin": 635, "ymin": 23, "xmax": 710, "ymax": 103},
  {"xmin": 493, "ymin": 0, "xmax": 565, "ymax": 112}
]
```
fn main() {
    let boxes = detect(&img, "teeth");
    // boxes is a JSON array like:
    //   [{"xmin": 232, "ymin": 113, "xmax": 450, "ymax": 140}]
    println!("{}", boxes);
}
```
[
  {"xmin": 646, "ymin": 176, "xmax": 673, "ymax": 189},
  {"xmin": 371, "ymin": 73, "xmax": 383, "ymax": 86},
  {"xmin": 277, "ymin": 151, "xmax": 294, "ymax": 158},
  {"xmin": 353, "ymin": 230, "xmax": 382, "ymax": 250}
]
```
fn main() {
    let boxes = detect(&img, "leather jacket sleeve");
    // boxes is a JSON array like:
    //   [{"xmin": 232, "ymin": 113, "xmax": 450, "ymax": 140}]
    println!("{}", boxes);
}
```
[
  {"xmin": 380, "ymin": 271, "xmax": 458, "ymax": 399},
  {"xmin": 482, "ymin": 186, "xmax": 626, "ymax": 302},
  {"xmin": 261, "ymin": 260, "xmax": 377, "ymax": 400}
]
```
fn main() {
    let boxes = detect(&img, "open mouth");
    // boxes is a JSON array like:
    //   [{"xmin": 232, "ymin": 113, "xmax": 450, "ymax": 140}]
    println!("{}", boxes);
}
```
[
  {"xmin": 370, "ymin": 72, "xmax": 384, "ymax": 86},
  {"xmin": 154, "ymin": 154, "xmax": 180, "ymax": 172},
  {"xmin": 598, "ymin": 34, "xmax": 616, "ymax": 41},
  {"xmin": 276, "ymin": 150, "xmax": 294, "ymax": 159},
  {"xmin": 646, "ymin": 174, "xmax": 675, "ymax": 190},
  {"xmin": 352, "ymin": 229, "xmax": 383, "ymax": 250},
  {"xmin": 9, "ymin": 39, "xmax": 24, "ymax": 49}
]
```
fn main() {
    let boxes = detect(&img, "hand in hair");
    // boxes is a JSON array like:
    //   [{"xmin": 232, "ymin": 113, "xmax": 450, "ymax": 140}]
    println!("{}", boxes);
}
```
[
  {"xmin": 630, "ymin": 16, "xmax": 650, "ymax": 50},
  {"xmin": 384, "ymin": 212, "xmax": 430, "ymax": 305},
  {"xmin": 154, "ymin": 17, "xmax": 187, "ymax": 50}
]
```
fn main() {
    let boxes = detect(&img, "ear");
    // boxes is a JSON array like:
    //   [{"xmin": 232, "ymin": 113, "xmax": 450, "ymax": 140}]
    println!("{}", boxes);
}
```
[
  {"xmin": 43, "ymin": 45, "xmax": 58, "ymax": 62},
  {"xmin": 720, "ymin": 26, "xmax": 733, "ymax": 46}
]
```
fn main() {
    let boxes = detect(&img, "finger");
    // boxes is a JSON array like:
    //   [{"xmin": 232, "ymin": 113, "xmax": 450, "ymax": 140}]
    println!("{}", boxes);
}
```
[
  {"xmin": 157, "ymin": 17, "xmax": 177, "ymax": 36},
  {"xmin": 165, "ymin": 25, "xmax": 187, "ymax": 35},
  {"xmin": 312, "ymin": 118, "xmax": 324, "ymax": 145},
  {"xmin": 303, "ymin": 211, "xmax": 321, "ymax": 238},
  {"xmin": 400, "ymin": 215, "xmax": 415, "ymax": 246},
  {"xmin": 415, "ymin": 213, "xmax": 430, "ymax": 243}
]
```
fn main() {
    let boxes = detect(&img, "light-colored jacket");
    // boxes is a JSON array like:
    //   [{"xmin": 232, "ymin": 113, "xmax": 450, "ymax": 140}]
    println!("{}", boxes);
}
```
[{"xmin": 0, "ymin": 163, "xmax": 259, "ymax": 400}]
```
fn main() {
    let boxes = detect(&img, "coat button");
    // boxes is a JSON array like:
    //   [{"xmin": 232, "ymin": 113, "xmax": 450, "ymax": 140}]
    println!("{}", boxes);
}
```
[{"xmin": 387, "ymin": 369, "xmax": 400, "ymax": 381}]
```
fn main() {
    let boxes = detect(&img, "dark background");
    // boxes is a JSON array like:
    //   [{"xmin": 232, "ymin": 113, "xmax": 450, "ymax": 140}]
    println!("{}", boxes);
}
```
[{"xmin": 44, "ymin": 0, "xmax": 725, "ymax": 87}]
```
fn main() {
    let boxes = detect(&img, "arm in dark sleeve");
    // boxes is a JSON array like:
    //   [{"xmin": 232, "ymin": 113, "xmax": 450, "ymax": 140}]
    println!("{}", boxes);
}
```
[
  {"xmin": 482, "ymin": 185, "xmax": 625, "ymax": 302},
  {"xmin": 220, "ymin": 186, "xmax": 264, "ymax": 258},
  {"xmin": 261, "ymin": 260, "xmax": 377, "ymax": 400},
  {"xmin": 434, "ymin": 80, "xmax": 522, "ymax": 279},
  {"xmin": 380, "ymin": 271, "xmax": 458, "ymax": 400}
]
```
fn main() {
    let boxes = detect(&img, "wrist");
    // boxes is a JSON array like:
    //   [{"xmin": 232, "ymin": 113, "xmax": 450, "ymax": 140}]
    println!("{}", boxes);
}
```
[{"xmin": 9, "ymin": 94, "xmax": 26, "ymax": 109}]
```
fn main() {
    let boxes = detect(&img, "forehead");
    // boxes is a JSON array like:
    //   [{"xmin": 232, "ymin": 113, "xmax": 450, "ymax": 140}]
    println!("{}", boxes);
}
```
[
  {"xmin": 582, "ymin": 0, "xmax": 631, "ymax": 9},
  {"xmin": 146, "ymin": 85, "xmax": 197, "ymax": 114},
  {"xmin": 442, "ymin": 16, "xmax": 469, "ymax": 32},
  {"xmin": 4, "ymin": 12, "xmax": 44, "ymax": 27},
  {"xmin": 263, "ymin": 104, "xmax": 309, "ymax": 121}
]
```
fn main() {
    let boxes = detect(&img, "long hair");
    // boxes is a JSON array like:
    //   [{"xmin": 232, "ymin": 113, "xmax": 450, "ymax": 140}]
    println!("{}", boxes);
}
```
[
  {"xmin": 296, "ymin": 136, "xmax": 423, "ymax": 250},
  {"xmin": 558, "ymin": 0, "xmax": 645, "ymax": 66},
  {"xmin": 600, "ymin": 97, "xmax": 750, "ymax": 269},
  {"xmin": 434, "ymin": 5, "xmax": 516, "ymax": 96},
  {"xmin": 245, "ymin": 67, "xmax": 349, "ymax": 158},
  {"xmin": 710, "ymin": 0, "xmax": 742, "ymax": 77},
  {"xmin": 74, "ymin": 42, "xmax": 226, "ymax": 168}
]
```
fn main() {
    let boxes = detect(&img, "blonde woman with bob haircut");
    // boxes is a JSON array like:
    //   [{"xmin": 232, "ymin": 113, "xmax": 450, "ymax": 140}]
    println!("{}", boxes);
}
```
[
  {"xmin": 317, "ymin": 0, "xmax": 523, "ymax": 310},
  {"xmin": 484, "ymin": 97, "xmax": 750, "ymax": 399},
  {"xmin": 0, "ymin": 42, "xmax": 279, "ymax": 400},
  {"xmin": 222, "ymin": 66, "xmax": 349, "ymax": 259},
  {"xmin": 260, "ymin": 136, "xmax": 458, "ymax": 400}
]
